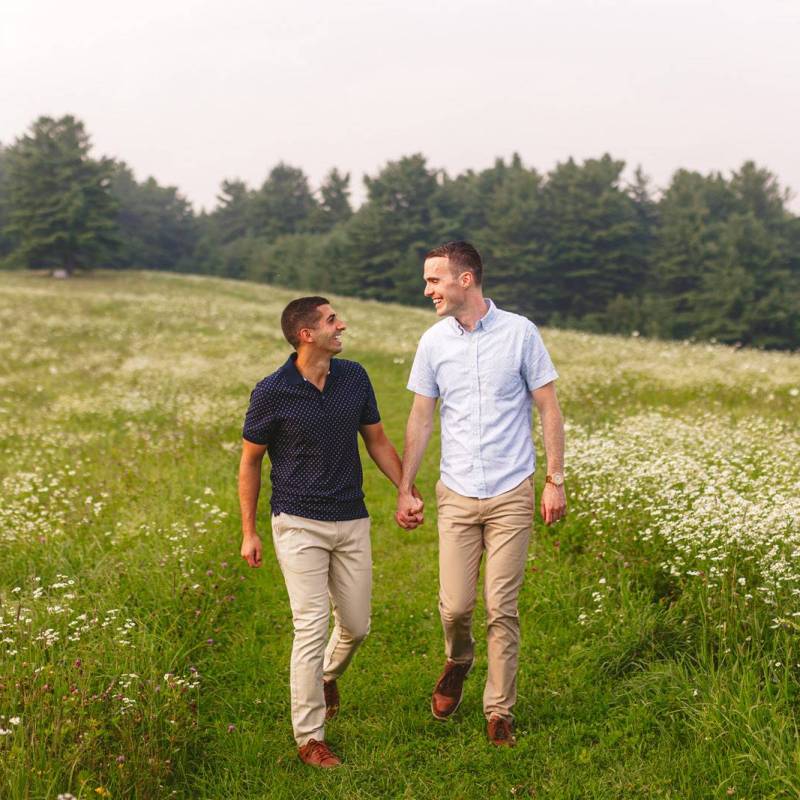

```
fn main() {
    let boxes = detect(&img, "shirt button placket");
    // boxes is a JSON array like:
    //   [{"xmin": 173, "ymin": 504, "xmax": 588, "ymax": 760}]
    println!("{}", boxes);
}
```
[{"xmin": 471, "ymin": 332, "xmax": 485, "ymax": 497}]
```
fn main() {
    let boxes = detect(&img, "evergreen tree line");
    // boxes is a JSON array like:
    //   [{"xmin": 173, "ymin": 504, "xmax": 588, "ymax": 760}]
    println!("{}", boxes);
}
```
[{"xmin": 2, "ymin": 115, "xmax": 798, "ymax": 349}]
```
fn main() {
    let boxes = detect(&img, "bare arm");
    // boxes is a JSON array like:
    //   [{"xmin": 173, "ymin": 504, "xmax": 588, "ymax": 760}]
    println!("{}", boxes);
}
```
[
  {"xmin": 360, "ymin": 422, "xmax": 403, "ymax": 487},
  {"xmin": 532, "ymin": 381, "xmax": 566, "ymax": 525},
  {"xmin": 396, "ymin": 393, "xmax": 437, "ymax": 526},
  {"xmin": 361, "ymin": 422, "xmax": 424, "ymax": 529},
  {"xmin": 238, "ymin": 439, "xmax": 267, "ymax": 567}
]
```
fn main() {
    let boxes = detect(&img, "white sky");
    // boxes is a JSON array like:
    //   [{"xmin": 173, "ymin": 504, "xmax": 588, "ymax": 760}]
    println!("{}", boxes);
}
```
[{"xmin": 2, "ymin": 0, "xmax": 799, "ymax": 211}]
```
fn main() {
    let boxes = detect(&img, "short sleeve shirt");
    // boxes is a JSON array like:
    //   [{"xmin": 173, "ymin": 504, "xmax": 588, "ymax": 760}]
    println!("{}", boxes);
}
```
[
  {"xmin": 243, "ymin": 354, "xmax": 380, "ymax": 520},
  {"xmin": 407, "ymin": 300, "xmax": 558, "ymax": 498}
]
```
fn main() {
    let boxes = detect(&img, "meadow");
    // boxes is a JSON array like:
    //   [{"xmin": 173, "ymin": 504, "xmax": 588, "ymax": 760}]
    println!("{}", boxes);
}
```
[{"xmin": 1, "ymin": 270, "xmax": 799, "ymax": 799}]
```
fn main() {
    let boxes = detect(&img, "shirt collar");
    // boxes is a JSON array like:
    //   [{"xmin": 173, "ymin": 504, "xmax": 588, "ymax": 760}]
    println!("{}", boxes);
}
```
[
  {"xmin": 449, "ymin": 298, "xmax": 498, "ymax": 334},
  {"xmin": 280, "ymin": 353, "xmax": 340, "ymax": 386}
]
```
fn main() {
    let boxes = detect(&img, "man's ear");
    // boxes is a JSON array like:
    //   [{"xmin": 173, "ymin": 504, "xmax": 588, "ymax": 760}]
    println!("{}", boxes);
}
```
[
  {"xmin": 298, "ymin": 327, "xmax": 314, "ymax": 343},
  {"xmin": 460, "ymin": 271, "xmax": 473, "ymax": 288}
]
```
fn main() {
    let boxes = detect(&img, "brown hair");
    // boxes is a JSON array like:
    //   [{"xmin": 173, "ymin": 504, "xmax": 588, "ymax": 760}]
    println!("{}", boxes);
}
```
[
  {"xmin": 281, "ymin": 296, "xmax": 329, "ymax": 348},
  {"xmin": 425, "ymin": 241, "xmax": 483, "ymax": 286}
]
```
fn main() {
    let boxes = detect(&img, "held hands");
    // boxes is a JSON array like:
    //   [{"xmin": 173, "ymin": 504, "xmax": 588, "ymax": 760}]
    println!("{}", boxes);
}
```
[
  {"xmin": 241, "ymin": 533, "xmax": 263, "ymax": 567},
  {"xmin": 540, "ymin": 483, "xmax": 567, "ymax": 525},
  {"xmin": 395, "ymin": 486, "xmax": 424, "ymax": 530}
]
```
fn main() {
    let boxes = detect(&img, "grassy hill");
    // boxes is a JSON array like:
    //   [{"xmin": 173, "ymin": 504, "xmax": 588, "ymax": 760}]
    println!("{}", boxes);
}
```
[{"xmin": 1, "ymin": 270, "xmax": 799, "ymax": 799}]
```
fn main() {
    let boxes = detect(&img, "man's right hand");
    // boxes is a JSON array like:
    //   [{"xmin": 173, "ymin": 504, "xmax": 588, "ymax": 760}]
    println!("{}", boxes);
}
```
[
  {"xmin": 241, "ymin": 533, "xmax": 263, "ymax": 567},
  {"xmin": 396, "ymin": 487, "xmax": 424, "ymax": 530}
]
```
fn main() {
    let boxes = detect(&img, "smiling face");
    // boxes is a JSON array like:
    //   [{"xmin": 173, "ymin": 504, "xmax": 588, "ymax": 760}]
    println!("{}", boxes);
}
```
[
  {"xmin": 423, "ymin": 256, "xmax": 469, "ymax": 318},
  {"xmin": 301, "ymin": 303, "xmax": 346, "ymax": 354}
]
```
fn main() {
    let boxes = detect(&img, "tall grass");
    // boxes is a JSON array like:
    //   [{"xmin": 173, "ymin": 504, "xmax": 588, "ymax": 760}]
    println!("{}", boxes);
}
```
[{"xmin": 1, "ymin": 270, "xmax": 798, "ymax": 799}]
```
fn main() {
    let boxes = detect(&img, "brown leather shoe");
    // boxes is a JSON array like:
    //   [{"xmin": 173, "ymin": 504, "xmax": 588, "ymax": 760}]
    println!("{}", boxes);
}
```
[
  {"xmin": 298, "ymin": 738, "xmax": 341, "ymax": 768},
  {"xmin": 324, "ymin": 679, "xmax": 339, "ymax": 720},
  {"xmin": 431, "ymin": 659, "xmax": 472, "ymax": 720},
  {"xmin": 487, "ymin": 715, "xmax": 516, "ymax": 747}
]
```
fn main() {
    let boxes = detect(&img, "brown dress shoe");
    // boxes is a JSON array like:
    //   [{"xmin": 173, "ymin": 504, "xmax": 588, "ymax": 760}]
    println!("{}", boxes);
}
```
[
  {"xmin": 298, "ymin": 738, "xmax": 342, "ymax": 768},
  {"xmin": 324, "ymin": 679, "xmax": 339, "ymax": 720},
  {"xmin": 487, "ymin": 715, "xmax": 516, "ymax": 747},
  {"xmin": 431, "ymin": 659, "xmax": 473, "ymax": 720}
]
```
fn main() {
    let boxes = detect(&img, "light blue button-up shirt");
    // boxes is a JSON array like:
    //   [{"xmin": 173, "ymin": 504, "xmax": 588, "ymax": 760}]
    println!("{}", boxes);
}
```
[{"xmin": 407, "ymin": 300, "xmax": 558, "ymax": 499}]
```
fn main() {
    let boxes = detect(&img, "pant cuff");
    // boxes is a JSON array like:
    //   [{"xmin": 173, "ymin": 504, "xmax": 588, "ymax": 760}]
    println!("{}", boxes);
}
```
[
  {"xmin": 446, "ymin": 654, "xmax": 474, "ymax": 665},
  {"xmin": 485, "ymin": 709, "xmax": 513, "ymax": 721},
  {"xmin": 296, "ymin": 728, "xmax": 324, "ymax": 747}
]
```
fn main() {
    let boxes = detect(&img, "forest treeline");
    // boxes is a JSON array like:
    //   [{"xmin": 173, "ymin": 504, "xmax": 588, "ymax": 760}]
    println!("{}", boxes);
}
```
[{"xmin": 1, "ymin": 115, "xmax": 798, "ymax": 349}]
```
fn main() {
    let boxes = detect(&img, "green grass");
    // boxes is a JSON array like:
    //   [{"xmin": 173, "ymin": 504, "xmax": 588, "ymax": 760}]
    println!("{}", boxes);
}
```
[{"xmin": 1, "ymin": 270, "xmax": 799, "ymax": 799}]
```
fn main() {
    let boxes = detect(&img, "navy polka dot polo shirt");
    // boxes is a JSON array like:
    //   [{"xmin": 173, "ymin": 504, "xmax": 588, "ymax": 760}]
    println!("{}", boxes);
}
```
[{"xmin": 243, "ymin": 353, "xmax": 381, "ymax": 521}]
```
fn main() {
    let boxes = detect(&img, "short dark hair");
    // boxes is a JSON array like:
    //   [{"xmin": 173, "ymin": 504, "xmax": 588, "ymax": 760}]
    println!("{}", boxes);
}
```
[
  {"xmin": 281, "ymin": 296, "xmax": 329, "ymax": 348},
  {"xmin": 425, "ymin": 241, "xmax": 483, "ymax": 286}
]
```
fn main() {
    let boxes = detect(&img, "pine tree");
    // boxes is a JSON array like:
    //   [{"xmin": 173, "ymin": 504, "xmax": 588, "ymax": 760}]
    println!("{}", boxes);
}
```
[
  {"xmin": 7, "ymin": 116, "xmax": 118, "ymax": 272},
  {"xmin": 341, "ymin": 154, "xmax": 438, "ymax": 303},
  {"xmin": 253, "ymin": 163, "xmax": 317, "ymax": 241},
  {"xmin": 214, "ymin": 179, "xmax": 255, "ymax": 244},
  {"xmin": 538, "ymin": 155, "xmax": 643, "ymax": 326},
  {"xmin": 479, "ymin": 156, "xmax": 546, "ymax": 317},
  {"xmin": 651, "ymin": 170, "xmax": 722, "ymax": 338},
  {"xmin": 110, "ymin": 162, "xmax": 197, "ymax": 270},
  {"xmin": 313, "ymin": 168, "xmax": 352, "ymax": 232},
  {"xmin": 0, "ymin": 144, "xmax": 12, "ymax": 259}
]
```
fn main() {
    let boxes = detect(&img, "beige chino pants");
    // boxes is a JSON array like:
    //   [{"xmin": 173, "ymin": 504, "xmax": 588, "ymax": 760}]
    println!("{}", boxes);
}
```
[
  {"xmin": 436, "ymin": 476, "xmax": 534, "ymax": 721},
  {"xmin": 271, "ymin": 512, "xmax": 372, "ymax": 746}
]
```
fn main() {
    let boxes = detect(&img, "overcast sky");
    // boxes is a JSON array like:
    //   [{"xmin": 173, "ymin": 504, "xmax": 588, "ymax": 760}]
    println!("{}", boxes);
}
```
[{"xmin": 2, "ymin": 0, "xmax": 799, "ymax": 211}]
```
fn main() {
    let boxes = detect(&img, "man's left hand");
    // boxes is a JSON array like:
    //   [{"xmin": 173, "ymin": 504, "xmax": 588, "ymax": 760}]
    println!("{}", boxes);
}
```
[
  {"xmin": 540, "ymin": 483, "xmax": 567, "ymax": 525},
  {"xmin": 396, "ymin": 485, "xmax": 425, "ymax": 530}
]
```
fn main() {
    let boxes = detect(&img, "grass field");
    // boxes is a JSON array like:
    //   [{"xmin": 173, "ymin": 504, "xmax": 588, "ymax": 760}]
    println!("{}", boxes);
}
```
[{"xmin": 1, "ymin": 270, "xmax": 799, "ymax": 799}]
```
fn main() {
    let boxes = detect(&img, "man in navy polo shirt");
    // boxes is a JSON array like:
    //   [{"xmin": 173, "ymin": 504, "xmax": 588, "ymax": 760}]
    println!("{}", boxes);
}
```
[{"xmin": 239, "ymin": 296, "xmax": 420, "ymax": 768}]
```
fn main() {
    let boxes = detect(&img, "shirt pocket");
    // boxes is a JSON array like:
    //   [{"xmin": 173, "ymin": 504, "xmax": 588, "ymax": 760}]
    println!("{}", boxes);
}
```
[{"xmin": 483, "ymin": 360, "xmax": 522, "ymax": 399}]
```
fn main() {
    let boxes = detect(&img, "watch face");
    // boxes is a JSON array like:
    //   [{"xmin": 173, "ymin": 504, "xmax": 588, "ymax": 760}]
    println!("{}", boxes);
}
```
[{"xmin": 551, "ymin": 472, "xmax": 564, "ymax": 486}]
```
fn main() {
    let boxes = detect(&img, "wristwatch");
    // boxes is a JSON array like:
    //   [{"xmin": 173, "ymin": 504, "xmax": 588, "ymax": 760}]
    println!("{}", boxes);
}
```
[{"xmin": 545, "ymin": 472, "xmax": 565, "ymax": 488}]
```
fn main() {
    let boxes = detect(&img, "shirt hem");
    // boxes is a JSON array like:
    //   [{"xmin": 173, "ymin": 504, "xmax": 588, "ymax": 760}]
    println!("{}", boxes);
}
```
[
  {"xmin": 270, "ymin": 504, "xmax": 370, "ymax": 522},
  {"xmin": 439, "ymin": 471, "xmax": 535, "ymax": 500}
]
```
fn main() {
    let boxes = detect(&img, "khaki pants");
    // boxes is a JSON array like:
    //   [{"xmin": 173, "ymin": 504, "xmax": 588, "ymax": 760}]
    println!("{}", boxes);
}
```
[
  {"xmin": 436, "ymin": 476, "xmax": 534, "ymax": 721},
  {"xmin": 271, "ymin": 512, "xmax": 372, "ymax": 746}
]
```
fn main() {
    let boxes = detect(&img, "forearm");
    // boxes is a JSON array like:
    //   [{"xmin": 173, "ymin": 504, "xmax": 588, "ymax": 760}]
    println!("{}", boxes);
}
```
[
  {"xmin": 399, "ymin": 410, "xmax": 433, "ymax": 493},
  {"xmin": 366, "ymin": 437, "xmax": 403, "ymax": 487},
  {"xmin": 539, "ymin": 403, "xmax": 565, "ymax": 474},
  {"xmin": 238, "ymin": 459, "xmax": 263, "ymax": 537}
]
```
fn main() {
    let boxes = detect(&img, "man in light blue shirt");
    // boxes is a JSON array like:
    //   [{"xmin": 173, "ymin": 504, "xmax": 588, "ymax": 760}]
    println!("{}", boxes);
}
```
[{"xmin": 397, "ymin": 241, "xmax": 566, "ymax": 747}]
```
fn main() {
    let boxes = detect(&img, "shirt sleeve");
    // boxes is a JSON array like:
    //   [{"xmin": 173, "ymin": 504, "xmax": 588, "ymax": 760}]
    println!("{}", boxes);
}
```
[
  {"xmin": 359, "ymin": 369, "xmax": 381, "ymax": 425},
  {"xmin": 242, "ymin": 383, "xmax": 275, "ymax": 444},
  {"xmin": 523, "ymin": 323, "xmax": 559, "ymax": 391},
  {"xmin": 406, "ymin": 334, "xmax": 439, "ymax": 398}
]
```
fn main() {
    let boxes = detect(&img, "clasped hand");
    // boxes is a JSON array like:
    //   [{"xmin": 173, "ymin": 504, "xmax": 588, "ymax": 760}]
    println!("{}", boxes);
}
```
[{"xmin": 396, "ymin": 486, "xmax": 424, "ymax": 530}]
